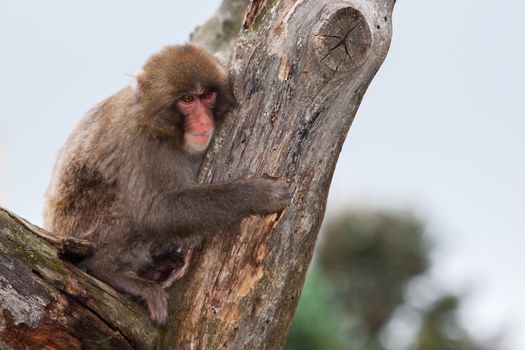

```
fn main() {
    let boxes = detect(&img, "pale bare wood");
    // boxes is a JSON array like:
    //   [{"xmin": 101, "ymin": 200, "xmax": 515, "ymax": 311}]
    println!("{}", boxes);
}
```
[{"xmin": 169, "ymin": 0, "xmax": 395, "ymax": 348}]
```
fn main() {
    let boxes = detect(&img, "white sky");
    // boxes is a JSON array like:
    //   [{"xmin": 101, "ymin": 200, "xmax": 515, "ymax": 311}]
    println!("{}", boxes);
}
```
[{"xmin": 0, "ymin": 1, "xmax": 524, "ymax": 349}]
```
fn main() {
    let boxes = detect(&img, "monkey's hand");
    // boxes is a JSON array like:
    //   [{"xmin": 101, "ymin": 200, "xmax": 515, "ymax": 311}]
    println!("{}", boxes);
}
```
[
  {"xmin": 249, "ymin": 177, "xmax": 291, "ymax": 215},
  {"xmin": 161, "ymin": 249, "xmax": 193, "ymax": 289}
]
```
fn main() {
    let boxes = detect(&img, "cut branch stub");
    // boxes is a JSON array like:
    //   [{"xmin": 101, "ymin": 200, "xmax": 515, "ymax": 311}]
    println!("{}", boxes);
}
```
[{"xmin": 314, "ymin": 5, "xmax": 373, "ymax": 71}]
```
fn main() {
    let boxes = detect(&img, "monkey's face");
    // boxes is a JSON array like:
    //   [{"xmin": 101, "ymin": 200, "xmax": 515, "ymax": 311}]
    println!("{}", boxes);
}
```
[
  {"xmin": 136, "ymin": 45, "xmax": 235, "ymax": 151},
  {"xmin": 176, "ymin": 88, "xmax": 217, "ymax": 154}
]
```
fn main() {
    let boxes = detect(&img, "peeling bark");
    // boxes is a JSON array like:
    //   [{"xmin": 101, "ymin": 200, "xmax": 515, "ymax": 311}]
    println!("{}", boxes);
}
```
[{"xmin": 0, "ymin": 0, "xmax": 395, "ymax": 349}]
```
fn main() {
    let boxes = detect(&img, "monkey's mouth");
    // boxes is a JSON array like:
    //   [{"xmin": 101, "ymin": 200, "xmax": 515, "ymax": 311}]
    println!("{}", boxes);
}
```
[
  {"xmin": 189, "ymin": 131, "xmax": 210, "ymax": 137},
  {"xmin": 185, "ymin": 129, "xmax": 213, "ymax": 146}
]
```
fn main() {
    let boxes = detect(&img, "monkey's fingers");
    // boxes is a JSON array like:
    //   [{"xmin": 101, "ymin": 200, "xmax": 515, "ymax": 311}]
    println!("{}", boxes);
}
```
[
  {"xmin": 61, "ymin": 237, "xmax": 96, "ymax": 257},
  {"xmin": 161, "ymin": 249, "xmax": 193, "ymax": 289}
]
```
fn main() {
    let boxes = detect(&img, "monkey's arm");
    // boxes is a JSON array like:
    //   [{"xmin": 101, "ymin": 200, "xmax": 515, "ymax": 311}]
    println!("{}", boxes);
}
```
[
  {"xmin": 174, "ymin": 179, "xmax": 288, "ymax": 230},
  {"xmin": 118, "ymin": 136, "xmax": 289, "ymax": 237},
  {"xmin": 130, "ymin": 178, "xmax": 288, "ymax": 236}
]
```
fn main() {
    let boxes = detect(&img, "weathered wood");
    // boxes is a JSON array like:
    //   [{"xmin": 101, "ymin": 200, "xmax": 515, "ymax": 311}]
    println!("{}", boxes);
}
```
[
  {"xmin": 165, "ymin": 0, "xmax": 395, "ymax": 349},
  {"xmin": 190, "ymin": 0, "xmax": 251, "ymax": 61},
  {"xmin": 0, "ymin": 0, "xmax": 394, "ymax": 348},
  {"xmin": 0, "ymin": 208, "xmax": 159, "ymax": 349},
  {"xmin": 2, "ymin": 208, "xmax": 95, "ymax": 258}
]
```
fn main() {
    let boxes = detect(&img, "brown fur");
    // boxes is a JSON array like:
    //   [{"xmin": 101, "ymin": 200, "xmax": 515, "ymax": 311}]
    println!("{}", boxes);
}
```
[{"xmin": 43, "ymin": 44, "xmax": 289, "ymax": 325}]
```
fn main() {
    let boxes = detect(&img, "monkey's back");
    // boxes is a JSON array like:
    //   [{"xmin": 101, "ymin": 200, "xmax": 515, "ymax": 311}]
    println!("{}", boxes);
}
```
[{"xmin": 43, "ymin": 88, "xmax": 136, "ymax": 243}]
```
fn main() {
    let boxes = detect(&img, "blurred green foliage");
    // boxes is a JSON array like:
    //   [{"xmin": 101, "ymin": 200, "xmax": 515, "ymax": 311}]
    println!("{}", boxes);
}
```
[{"xmin": 286, "ymin": 210, "xmax": 490, "ymax": 350}]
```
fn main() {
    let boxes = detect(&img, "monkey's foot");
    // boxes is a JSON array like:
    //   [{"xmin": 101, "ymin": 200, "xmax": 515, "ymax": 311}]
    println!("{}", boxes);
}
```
[
  {"xmin": 161, "ymin": 249, "xmax": 193, "ymax": 289},
  {"xmin": 145, "ymin": 286, "xmax": 168, "ymax": 326}
]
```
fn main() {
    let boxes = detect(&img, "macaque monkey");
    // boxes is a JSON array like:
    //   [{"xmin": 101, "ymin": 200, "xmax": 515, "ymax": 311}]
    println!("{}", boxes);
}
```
[{"xmin": 44, "ymin": 44, "xmax": 290, "ymax": 325}]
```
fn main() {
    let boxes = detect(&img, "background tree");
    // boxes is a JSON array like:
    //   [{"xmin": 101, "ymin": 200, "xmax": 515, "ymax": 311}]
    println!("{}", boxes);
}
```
[{"xmin": 286, "ymin": 210, "xmax": 493, "ymax": 350}]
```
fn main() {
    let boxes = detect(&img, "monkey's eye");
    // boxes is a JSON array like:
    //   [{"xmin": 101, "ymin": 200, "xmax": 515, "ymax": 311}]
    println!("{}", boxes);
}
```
[
  {"xmin": 180, "ymin": 95, "xmax": 195, "ymax": 103},
  {"xmin": 201, "ymin": 90, "xmax": 213, "ymax": 99}
]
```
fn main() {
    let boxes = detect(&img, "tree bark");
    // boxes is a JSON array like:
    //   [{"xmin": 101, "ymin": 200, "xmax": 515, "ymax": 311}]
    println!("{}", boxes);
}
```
[
  {"xmin": 0, "ymin": 0, "xmax": 395, "ymax": 349},
  {"xmin": 0, "ymin": 208, "xmax": 159, "ymax": 349}
]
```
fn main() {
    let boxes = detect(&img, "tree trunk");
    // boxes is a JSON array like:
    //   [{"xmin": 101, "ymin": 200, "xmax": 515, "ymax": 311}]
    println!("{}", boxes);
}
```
[{"xmin": 0, "ymin": 0, "xmax": 395, "ymax": 349}]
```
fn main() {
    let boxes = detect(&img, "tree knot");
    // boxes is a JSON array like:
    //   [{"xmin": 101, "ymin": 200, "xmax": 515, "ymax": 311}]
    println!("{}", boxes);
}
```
[{"xmin": 314, "ymin": 5, "xmax": 373, "ymax": 72}]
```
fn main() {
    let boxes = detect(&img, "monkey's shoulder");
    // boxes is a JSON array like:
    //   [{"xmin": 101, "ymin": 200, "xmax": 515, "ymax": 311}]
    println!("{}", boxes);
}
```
[{"xmin": 61, "ymin": 88, "xmax": 138, "ymax": 155}]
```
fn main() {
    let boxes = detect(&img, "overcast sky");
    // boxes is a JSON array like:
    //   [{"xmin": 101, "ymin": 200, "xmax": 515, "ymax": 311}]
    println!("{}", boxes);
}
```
[{"xmin": 1, "ymin": 1, "xmax": 524, "ymax": 349}]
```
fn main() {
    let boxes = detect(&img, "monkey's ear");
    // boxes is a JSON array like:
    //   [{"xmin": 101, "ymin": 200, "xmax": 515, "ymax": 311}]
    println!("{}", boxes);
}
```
[{"xmin": 132, "ymin": 69, "xmax": 150, "ymax": 98}]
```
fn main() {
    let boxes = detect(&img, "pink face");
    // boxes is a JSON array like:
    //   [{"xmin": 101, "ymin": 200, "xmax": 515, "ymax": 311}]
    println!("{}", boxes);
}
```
[{"xmin": 176, "ymin": 89, "xmax": 217, "ymax": 153}]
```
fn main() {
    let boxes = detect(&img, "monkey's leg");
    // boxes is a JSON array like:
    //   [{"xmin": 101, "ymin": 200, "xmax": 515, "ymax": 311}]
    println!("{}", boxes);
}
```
[
  {"xmin": 161, "ymin": 248, "xmax": 193, "ymax": 288},
  {"xmin": 92, "ymin": 269, "xmax": 168, "ymax": 325}
]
